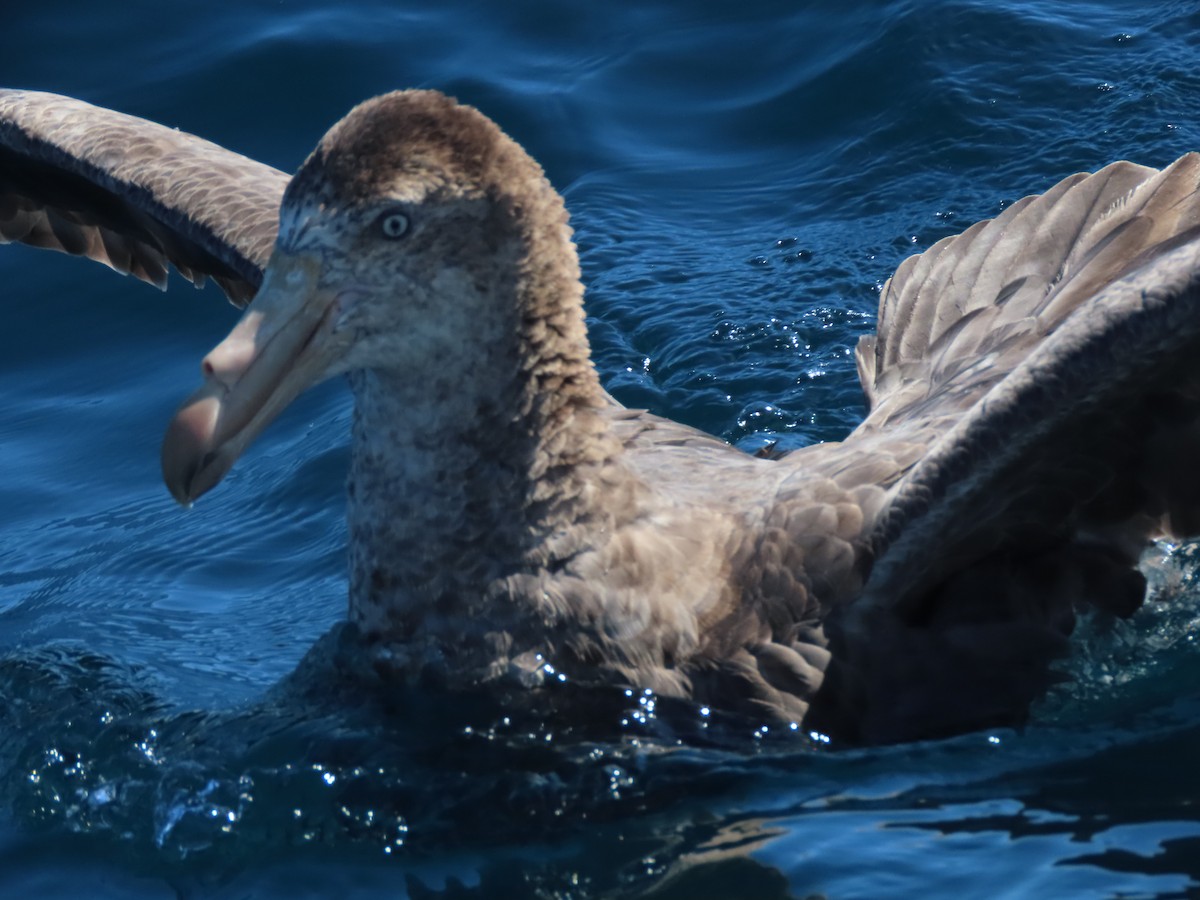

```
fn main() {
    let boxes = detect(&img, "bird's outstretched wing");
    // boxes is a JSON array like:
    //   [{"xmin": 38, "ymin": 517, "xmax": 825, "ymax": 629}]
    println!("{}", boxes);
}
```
[
  {"xmin": 0, "ymin": 89, "xmax": 288, "ymax": 306},
  {"xmin": 814, "ymin": 154, "xmax": 1200, "ymax": 741}
]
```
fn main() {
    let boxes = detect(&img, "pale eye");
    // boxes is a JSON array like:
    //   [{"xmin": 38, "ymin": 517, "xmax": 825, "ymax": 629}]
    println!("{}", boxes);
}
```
[{"xmin": 378, "ymin": 210, "xmax": 410, "ymax": 240}]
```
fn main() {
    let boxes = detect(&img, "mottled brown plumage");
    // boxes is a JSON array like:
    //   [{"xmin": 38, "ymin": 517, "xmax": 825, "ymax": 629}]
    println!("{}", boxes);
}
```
[{"xmin": 5, "ymin": 88, "xmax": 1200, "ymax": 744}]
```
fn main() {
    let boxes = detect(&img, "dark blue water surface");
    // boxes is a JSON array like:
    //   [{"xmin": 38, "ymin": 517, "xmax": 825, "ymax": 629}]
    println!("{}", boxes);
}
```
[{"xmin": 5, "ymin": 1, "xmax": 1200, "ymax": 897}]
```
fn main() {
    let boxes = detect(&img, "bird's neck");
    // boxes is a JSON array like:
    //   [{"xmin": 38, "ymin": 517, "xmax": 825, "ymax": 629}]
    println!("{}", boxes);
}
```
[{"xmin": 342, "ymin": 313, "xmax": 624, "ymax": 681}]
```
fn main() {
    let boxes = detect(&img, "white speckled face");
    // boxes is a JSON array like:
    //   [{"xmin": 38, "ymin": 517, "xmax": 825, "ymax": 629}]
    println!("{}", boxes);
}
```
[
  {"xmin": 163, "ymin": 88, "xmax": 591, "ymax": 504},
  {"xmin": 288, "ymin": 189, "xmax": 515, "ymax": 384},
  {"xmin": 162, "ymin": 169, "xmax": 523, "ymax": 502}
]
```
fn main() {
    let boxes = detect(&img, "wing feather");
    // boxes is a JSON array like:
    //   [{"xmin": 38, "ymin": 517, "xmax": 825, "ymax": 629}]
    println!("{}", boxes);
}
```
[
  {"xmin": 854, "ymin": 153, "xmax": 1200, "ymax": 610},
  {"xmin": 0, "ymin": 90, "xmax": 288, "ymax": 306},
  {"xmin": 804, "ymin": 156, "xmax": 1200, "ymax": 740}
]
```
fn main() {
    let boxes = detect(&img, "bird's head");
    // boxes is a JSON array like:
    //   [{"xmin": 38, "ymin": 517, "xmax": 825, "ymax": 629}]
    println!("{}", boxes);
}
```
[{"xmin": 161, "ymin": 90, "xmax": 581, "ymax": 503}]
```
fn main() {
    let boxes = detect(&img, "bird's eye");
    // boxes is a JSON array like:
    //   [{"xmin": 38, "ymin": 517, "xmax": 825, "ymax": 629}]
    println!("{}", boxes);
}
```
[{"xmin": 378, "ymin": 210, "xmax": 410, "ymax": 240}]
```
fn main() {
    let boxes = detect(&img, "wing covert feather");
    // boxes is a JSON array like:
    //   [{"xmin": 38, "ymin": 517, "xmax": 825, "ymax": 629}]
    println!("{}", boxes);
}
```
[
  {"xmin": 0, "ymin": 90, "xmax": 288, "ymax": 306},
  {"xmin": 853, "ymin": 154, "xmax": 1200, "ymax": 611}
]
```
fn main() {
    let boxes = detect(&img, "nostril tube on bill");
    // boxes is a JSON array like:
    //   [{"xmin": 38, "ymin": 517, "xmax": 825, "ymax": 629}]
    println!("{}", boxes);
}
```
[{"xmin": 201, "ymin": 330, "xmax": 259, "ymax": 388}]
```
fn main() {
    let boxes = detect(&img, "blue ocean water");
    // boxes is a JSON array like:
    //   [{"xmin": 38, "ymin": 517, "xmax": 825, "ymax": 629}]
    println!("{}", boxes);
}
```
[{"xmin": 4, "ymin": 0, "xmax": 1200, "ymax": 896}]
